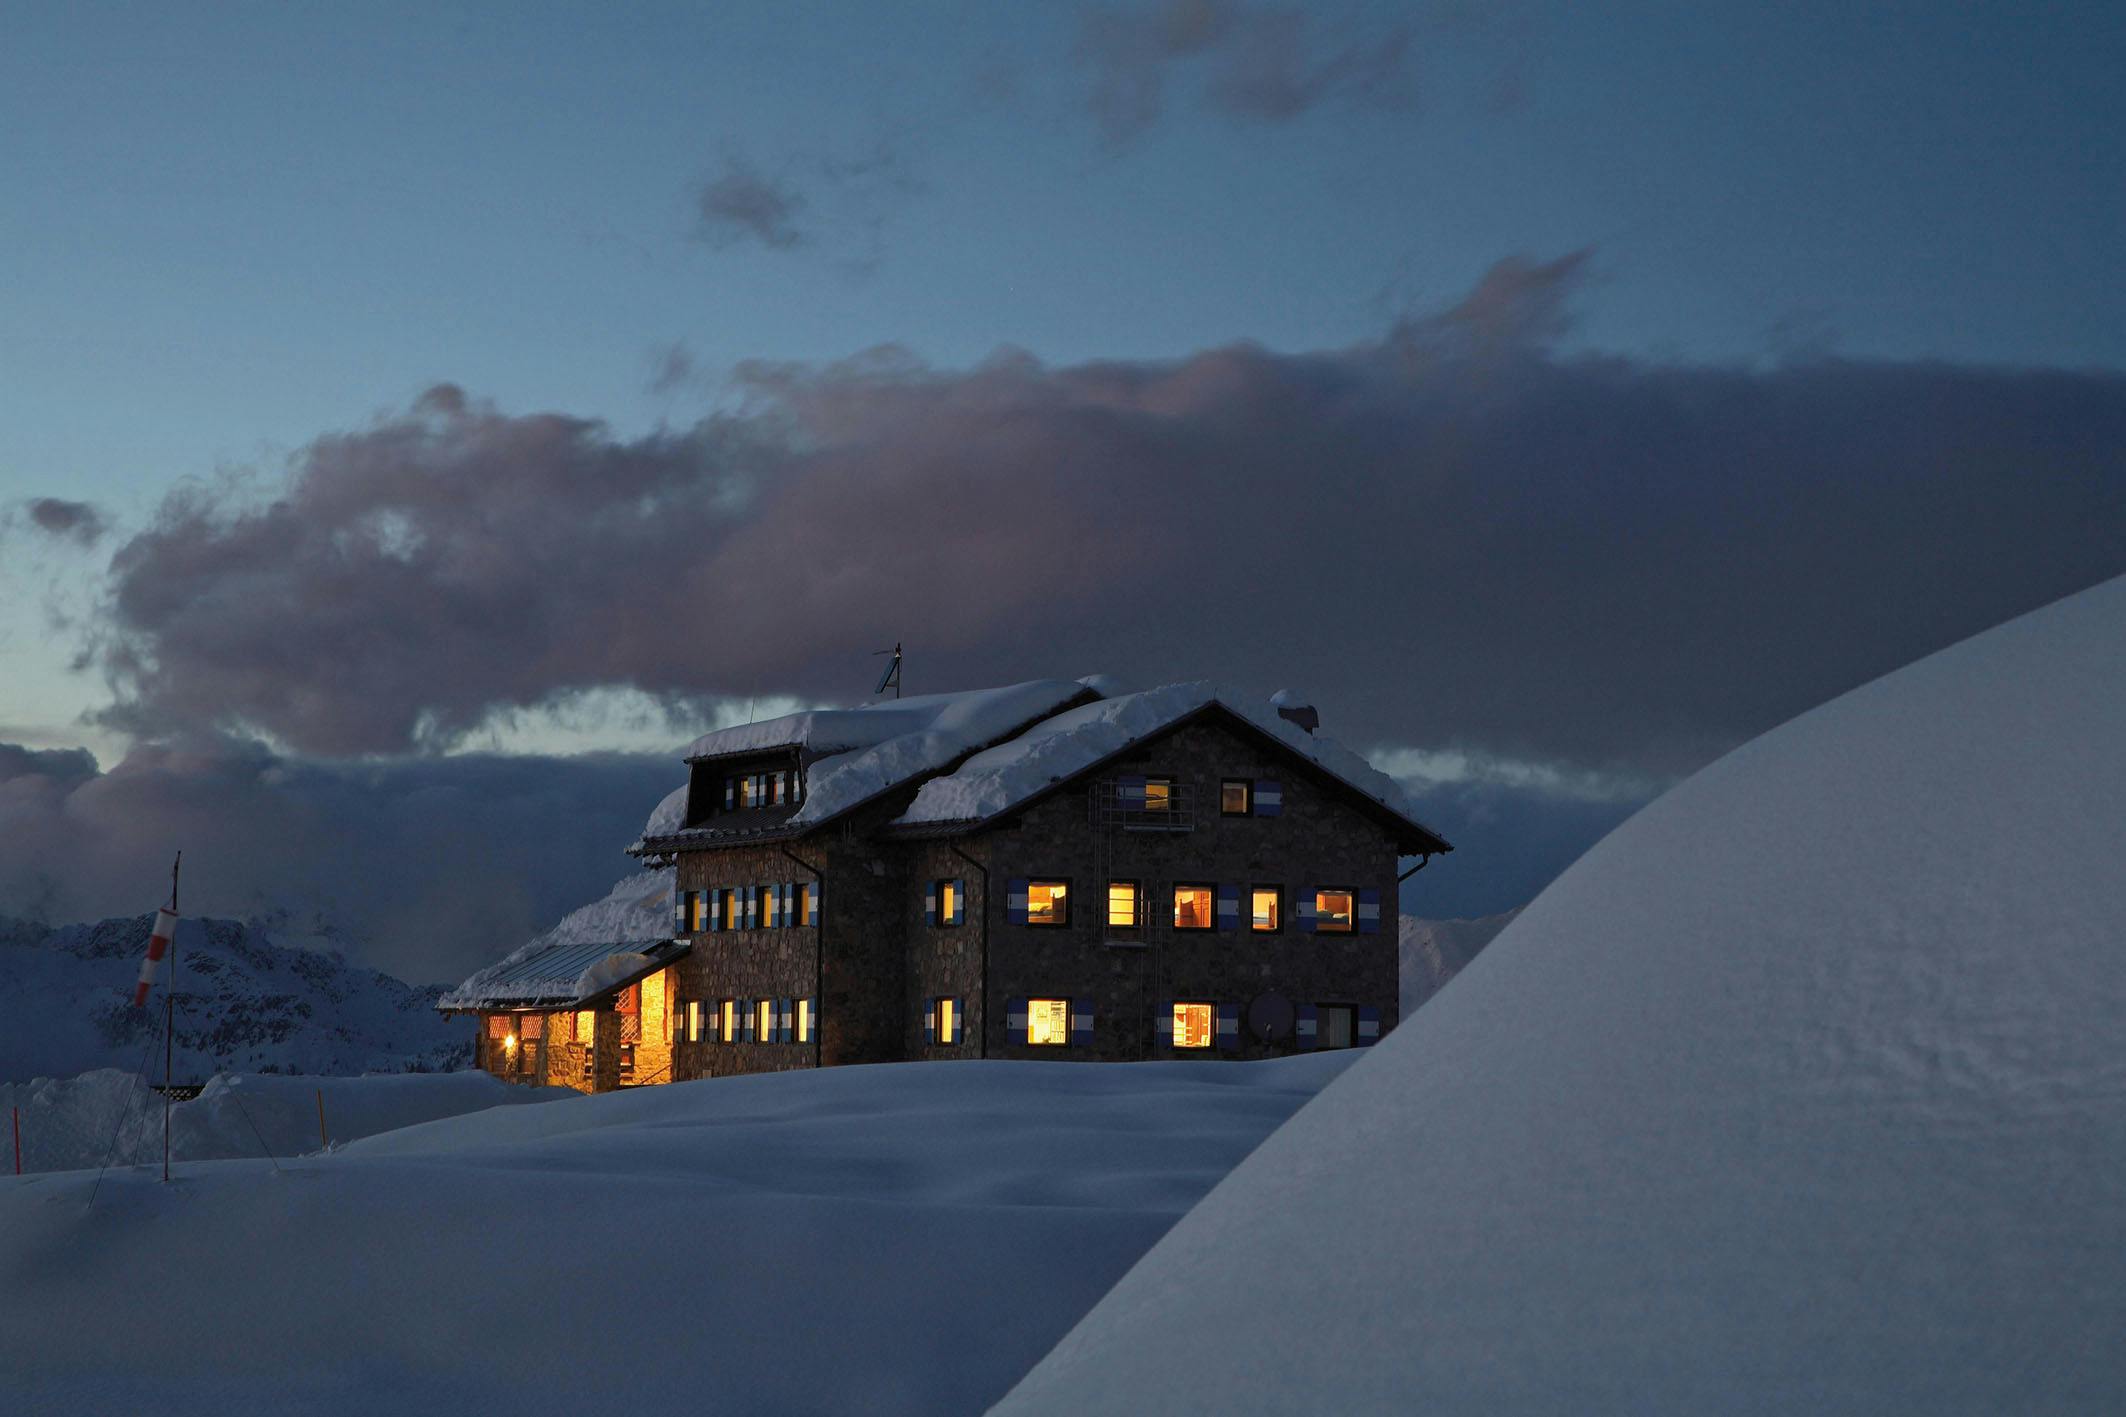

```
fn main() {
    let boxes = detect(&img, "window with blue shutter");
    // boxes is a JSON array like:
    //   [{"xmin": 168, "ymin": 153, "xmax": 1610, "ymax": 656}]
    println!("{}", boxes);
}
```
[
  {"xmin": 708, "ymin": 889, "xmax": 724, "ymax": 932},
  {"xmin": 779, "ymin": 998, "xmax": 795, "ymax": 1043},
  {"xmin": 1357, "ymin": 887, "xmax": 1382, "ymax": 934},
  {"xmin": 945, "ymin": 879, "xmax": 966, "ymax": 926},
  {"xmin": 1117, "ymin": 775, "xmax": 1147, "ymax": 808},
  {"xmin": 923, "ymin": 999, "xmax": 937, "ymax": 1045},
  {"xmin": 923, "ymin": 881, "xmax": 938, "ymax": 927},
  {"xmin": 1006, "ymin": 997, "xmax": 1029, "ymax": 1041},
  {"xmin": 1297, "ymin": 887, "xmax": 1318, "ymax": 933},
  {"xmin": 1153, "ymin": 1008, "xmax": 1173, "ymax": 1046},
  {"xmin": 799, "ymin": 997, "xmax": 816, "ymax": 1044},
  {"xmin": 1069, "ymin": 998, "xmax": 1095, "ymax": 1048},
  {"xmin": 673, "ymin": 891, "xmax": 689, "ymax": 936},
  {"xmin": 1294, "ymin": 1002, "xmax": 1318, "ymax": 1051},
  {"xmin": 739, "ymin": 999, "xmax": 755, "ymax": 1043},
  {"xmin": 1253, "ymin": 780, "xmax": 1283, "ymax": 816},
  {"xmin": 1215, "ymin": 884, "xmax": 1241, "ymax": 930},
  {"xmin": 1215, "ymin": 1002, "xmax": 1241, "ymax": 1053},
  {"xmin": 1006, "ymin": 879, "xmax": 1029, "ymax": 926},
  {"xmin": 723, "ymin": 778, "xmax": 737, "ymax": 811},
  {"xmin": 744, "ymin": 885, "xmax": 759, "ymax": 930},
  {"xmin": 1357, "ymin": 1005, "xmax": 1382, "ymax": 1044}
]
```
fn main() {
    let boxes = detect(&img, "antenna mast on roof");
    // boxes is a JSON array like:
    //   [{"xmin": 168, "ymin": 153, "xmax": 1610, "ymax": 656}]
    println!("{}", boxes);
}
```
[{"xmin": 873, "ymin": 642, "xmax": 903, "ymax": 700}]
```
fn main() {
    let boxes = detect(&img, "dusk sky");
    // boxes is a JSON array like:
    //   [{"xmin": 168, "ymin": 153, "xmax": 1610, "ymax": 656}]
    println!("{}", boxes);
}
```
[{"xmin": 3, "ymin": 1, "xmax": 2123, "ymax": 981}]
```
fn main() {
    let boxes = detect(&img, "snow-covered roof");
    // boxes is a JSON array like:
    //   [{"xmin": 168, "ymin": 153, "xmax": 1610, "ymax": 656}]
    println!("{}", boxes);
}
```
[
  {"xmin": 894, "ymin": 681, "xmax": 1450, "ymax": 852},
  {"xmin": 439, "ymin": 872, "xmax": 684, "ymax": 1010},
  {"xmin": 636, "ymin": 678, "xmax": 1100, "ymax": 848}
]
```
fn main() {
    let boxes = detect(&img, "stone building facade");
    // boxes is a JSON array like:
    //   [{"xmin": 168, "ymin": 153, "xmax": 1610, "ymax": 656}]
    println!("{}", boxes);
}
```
[{"xmin": 448, "ymin": 681, "xmax": 1451, "ymax": 1090}]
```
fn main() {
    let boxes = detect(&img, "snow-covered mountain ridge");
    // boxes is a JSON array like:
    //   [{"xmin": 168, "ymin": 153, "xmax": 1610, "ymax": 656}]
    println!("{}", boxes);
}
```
[
  {"xmin": 0, "ymin": 912, "xmax": 471, "ymax": 1083},
  {"xmin": 1399, "ymin": 909, "xmax": 1520, "ymax": 1014}
]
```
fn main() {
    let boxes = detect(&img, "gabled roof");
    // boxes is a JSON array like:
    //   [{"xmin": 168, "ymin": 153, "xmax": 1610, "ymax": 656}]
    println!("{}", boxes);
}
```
[
  {"xmin": 438, "ymin": 935, "xmax": 688, "ymax": 1012},
  {"xmin": 633, "ymin": 678, "xmax": 1103, "ymax": 852},
  {"xmin": 893, "ymin": 681, "xmax": 1452, "ymax": 856}
]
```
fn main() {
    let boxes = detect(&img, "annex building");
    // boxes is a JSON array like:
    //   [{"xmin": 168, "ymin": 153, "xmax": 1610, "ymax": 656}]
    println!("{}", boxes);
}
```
[{"xmin": 442, "ymin": 678, "xmax": 1451, "ymax": 1091}]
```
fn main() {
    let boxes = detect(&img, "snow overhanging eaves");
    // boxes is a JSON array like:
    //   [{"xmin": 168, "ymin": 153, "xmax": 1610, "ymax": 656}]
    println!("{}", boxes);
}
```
[{"xmin": 437, "ymin": 937, "xmax": 690, "ymax": 1012}]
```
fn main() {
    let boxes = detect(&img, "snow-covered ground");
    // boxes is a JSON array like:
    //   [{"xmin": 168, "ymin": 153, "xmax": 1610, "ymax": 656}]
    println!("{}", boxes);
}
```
[
  {"xmin": 0, "ymin": 1069, "xmax": 569, "ymax": 1175},
  {"xmin": 997, "ymin": 576, "xmax": 2126, "ymax": 1414},
  {"xmin": 0, "ymin": 1052, "xmax": 1355, "ymax": 1415}
]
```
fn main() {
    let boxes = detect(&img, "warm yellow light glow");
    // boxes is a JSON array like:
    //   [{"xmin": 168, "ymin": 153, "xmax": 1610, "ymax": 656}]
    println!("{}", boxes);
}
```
[
  {"xmin": 796, "ymin": 998, "xmax": 813, "ymax": 1043},
  {"xmin": 576, "ymin": 1010, "xmax": 595, "ymax": 1040},
  {"xmin": 1221, "ymin": 780, "xmax": 1250, "ymax": 814},
  {"xmin": 756, "ymin": 999, "xmax": 774, "ymax": 1039},
  {"xmin": 687, "ymin": 999, "xmax": 702, "ymax": 1044},
  {"xmin": 1251, "ymin": 887, "xmax": 1280, "ymax": 931},
  {"xmin": 1028, "ymin": 998, "xmax": 1069, "ymax": 1045},
  {"xmin": 1173, "ymin": 1003, "xmax": 1213, "ymax": 1049},
  {"xmin": 1144, "ymin": 778, "xmax": 1172, "ymax": 810},
  {"xmin": 1107, "ymin": 881, "xmax": 1138, "ymax": 928},
  {"xmin": 1174, "ymin": 885, "xmax": 1213, "ymax": 929},
  {"xmin": 721, "ymin": 999, "xmax": 735, "ymax": 1042},
  {"xmin": 1028, "ymin": 881, "xmax": 1068, "ymax": 925},
  {"xmin": 1317, "ymin": 889, "xmax": 1355, "ymax": 932},
  {"xmin": 504, "ymin": 1033, "xmax": 518, "ymax": 1052},
  {"xmin": 937, "ymin": 997, "xmax": 957, "ymax": 1045}
]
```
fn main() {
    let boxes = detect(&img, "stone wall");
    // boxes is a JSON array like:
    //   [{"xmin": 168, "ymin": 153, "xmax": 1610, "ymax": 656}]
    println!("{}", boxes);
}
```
[
  {"xmin": 668, "ymin": 841, "xmax": 824, "ymax": 1079},
  {"xmin": 959, "ymin": 714, "xmax": 1403, "ymax": 1062}
]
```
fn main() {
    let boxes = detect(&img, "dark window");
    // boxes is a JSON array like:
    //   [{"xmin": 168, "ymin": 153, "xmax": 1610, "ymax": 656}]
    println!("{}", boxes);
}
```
[
  {"xmin": 1221, "ymin": 779, "xmax": 1252, "ymax": 814},
  {"xmin": 1318, "ymin": 1004, "xmax": 1356, "ymax": 1049}
]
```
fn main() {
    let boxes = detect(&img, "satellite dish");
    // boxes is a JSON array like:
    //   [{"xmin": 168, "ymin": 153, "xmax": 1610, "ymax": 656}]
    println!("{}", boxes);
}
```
[{"xmin": 1247, "ymin": 992, "xmax": 1295, "ymax": 1043}]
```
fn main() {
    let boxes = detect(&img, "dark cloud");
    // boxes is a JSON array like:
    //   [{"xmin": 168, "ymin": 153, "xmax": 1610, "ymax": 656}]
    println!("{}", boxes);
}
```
[
  {"xmin": 1077, "ymin": 0, "xmax": 1419, "ymax": 146},
  {"xmin": 0, "ymin": 735, "xmax": 675, "ymax": 984},
  {"xmin": 85, "ymin": 256, "xmax": 2126, "ymax": 801},
  {"xmin": 694, "ymin": 156, "xmax": 808, "ymax": 250},
  {"xmin": 18, "ymin": 497, "xmax": 111, "ymax": 546}
]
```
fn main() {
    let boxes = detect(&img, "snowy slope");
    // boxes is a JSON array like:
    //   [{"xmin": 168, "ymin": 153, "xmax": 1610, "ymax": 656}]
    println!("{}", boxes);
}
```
[
  {"xmin": 997, "ymin": 577, "xmax": 2126, "ymax": 1416},
  {"xmin": 1398, "ymin": 908, "xmax": 1519, "ymax": 1014},
  {"xmin": 0, "ymin": 913, "xmax": 471, "ymax": 1084},
  {"xmin": 0, "ymin": 1053, "xmax": 1355, "ymax": 1416},
  {"xmin": 0, "ymin": 1069, "xmax": 569, "ymax": 1175}
]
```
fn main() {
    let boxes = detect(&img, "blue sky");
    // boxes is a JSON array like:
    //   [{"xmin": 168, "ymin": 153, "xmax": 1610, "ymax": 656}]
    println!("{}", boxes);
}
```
[{"xmin": 2, "ymin": 1, "xmax": 2122, "ymax": 962}]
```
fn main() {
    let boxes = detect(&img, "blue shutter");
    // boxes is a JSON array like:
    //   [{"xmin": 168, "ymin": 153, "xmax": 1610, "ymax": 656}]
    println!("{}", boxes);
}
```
[
  {"xmin": 1357, "ymin": 1006, "xmax": 1382, "ymax": 1045},
  {"xmin": 1295, "ymin": 1002, "xmax": 1318, "ymax": 1051},
  {"xmin": 1215, "ymin": 884, "xmax": 1240, "ymax": 930},
  {"xmin": 1153, "ymin": 1005, "xmax": 1173, "ymax": 1046},
  {"xmin": 744, "ymin": 886, "xmax": 758, "ymax": 930},
  {"xmin": 723, "ymin": 779, "xmax": 736, "ymax": 810},
  {"xmin": 1117, "ymin": 775, "xmax": 1147, "ymax": 807},
  {"xmin": 1253, "ymin": 780, "xmax": 1283, "ymax": 816},
  {"xmin": 1070, "ymin": 998, "xmax": 1095, "ymax": 1048},
  {"xmin": 779, "ymin": 998, "xmax": 794, "ymax": 1043},
  {"xmin": 949, "ymin": 879, "xmax": 967, "ymax": 926},
  {"xmin": 1006, "ymin": 997, "xmax": 1028, "ymax": 1041},
  {"xmin": 707, "ymin": 890, "xmax": 722, "ymax": 932},
  {"xmin": 784, "ymin": 882, "xmax": 796, "ymax": 923},
  {"xmin": 1006, "ymin": 879, "xmax": 1029, "ymax": 926},
  {"xmin": 811, "ymin": 881, "xmax": 822, "ymax": 920},
  {"xmin": 1357, "ymin": 887, "xmax": 1382, "ymax": 934},
  {"xmin": 954, "ymin": 997, "xmax": 968, "ymax": 1047},
  {"xmin": 1215, "ymin": 1002, "xmax": 1241, "ymax": 1054},
  {"xmin": 740, "ymin": 1000, "xmax": 754, "ymax": 1043},
  {"xmin": 1297, "ymin": 887, "xmax": 1318, "ymax": 933},
  {"xmin": 673, "ymin": 891, "xmax": 689, "ymax": 935},
  {"xmin": 923, "ymin": 881, "xmax": 938, "ymax": 927},
  {"xmin": 924, "ymin": 999, "xmax": 937, "ymax": 1045}
]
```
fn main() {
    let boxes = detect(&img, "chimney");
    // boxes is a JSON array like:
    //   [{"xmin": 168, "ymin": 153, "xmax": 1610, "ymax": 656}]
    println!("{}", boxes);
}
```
[{"xmin": 1270, "ymin": 688, "xmax": 1318, "ymax": 734}]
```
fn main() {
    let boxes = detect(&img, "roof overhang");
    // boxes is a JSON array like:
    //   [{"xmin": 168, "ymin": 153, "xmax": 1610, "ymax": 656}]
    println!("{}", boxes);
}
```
[{"xmin": 437, "ymin": 937, "xmax": 690, "ymax": 1013}]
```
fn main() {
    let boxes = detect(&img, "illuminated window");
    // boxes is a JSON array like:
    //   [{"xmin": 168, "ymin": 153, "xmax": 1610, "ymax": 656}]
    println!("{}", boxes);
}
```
[
  {"xmin": 1028, "ymin": 880, "xmax": 1069, "ymax": 927},
  {"xmin": 1173, "ymin": 884, "xmax": 1214, "ymax": 930},
  {"xmin": 755, "ymin": 999, "xmax": 776, "ymax": 1042},
  {"xmin": 1316, "ymin": 889, "xmax": 1355, "ymax": 933},
  {"xmin": 719, "ymin": 999, "xmax": 736, "ymax": 1044},
  {"xmin": 686, "ymin": 1000, "xmax": 702, "ymax": 1043},
  {"xmin": 1107, "ymin": 881, "xmax": 1139, "ymax": 929},
  {"xmin": 794, "ymin": 882, "xmax": 815, "ymax": 929},
  {"xmin": 936, "ymin": 997, "xmax": 960, "ymax": 1046},
  {"xmin": 796, "ymin": 998, "xmax": 814, "ymax": 1044},
  {"xmin": 762, "ymin": 884, "xmax": 782, "ymax": 928},
  {"xmin": 575, "ymin": 1010, "xmax": 595, "ymax": 1041},
  {"xmin": 1172, "ymin": 1002, "xmax": 1214, "ymax": 1049},
  {"xmin": 519, "ymin": 1013, "xmax": 543, "ymax": 1040},
  {"xmin": 767, "ymin": 771, "xmax": 784, "ymax": 806},
  {"xmin": 1251, "ymin": 886, "xmax": 1281, "ymax": 932},
  {"xmin": 938, "ymin": 879, "xmax": 963, "ymax": 926},
  {"xmin": 1144, "ymin": 777, "xmax": 1174, "ymax": 811},
  {"xmin": 1221, "ymin": 779, "xmax": 1252, "ymax": 814},
  {"xmin": 1027, "ymin": 998, "xmax": 1070, "ymax": 1046},
  {"xmin": 487, "ymin": 1015, "xmax": 510, "ymax": 1040}
]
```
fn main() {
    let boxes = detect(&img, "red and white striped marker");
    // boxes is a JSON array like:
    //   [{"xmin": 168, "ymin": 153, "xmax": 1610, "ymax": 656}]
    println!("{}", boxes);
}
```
[{"xmin": 131, "ymin": 908, "xmax": 179, "ymax": 1008}]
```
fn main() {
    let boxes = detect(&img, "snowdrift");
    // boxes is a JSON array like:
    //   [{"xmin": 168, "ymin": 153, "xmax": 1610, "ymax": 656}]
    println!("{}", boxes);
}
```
[
  {"xmin": 998, "ymin": 577, "xmax": 2126, "ymax": 1415},
  {"xmin": 1, "ymin": 1053, "xmax": 1355, "ymax": 1415},
  {"xmin": 0, "ymin": 1069, "xmax": 570, "ymax": 1175}
]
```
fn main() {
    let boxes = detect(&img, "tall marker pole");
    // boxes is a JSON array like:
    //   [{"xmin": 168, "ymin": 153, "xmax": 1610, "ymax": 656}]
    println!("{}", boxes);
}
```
[{"xmin": 163, "ymin": 851, "xmax": 181, "ymax": 1184}]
